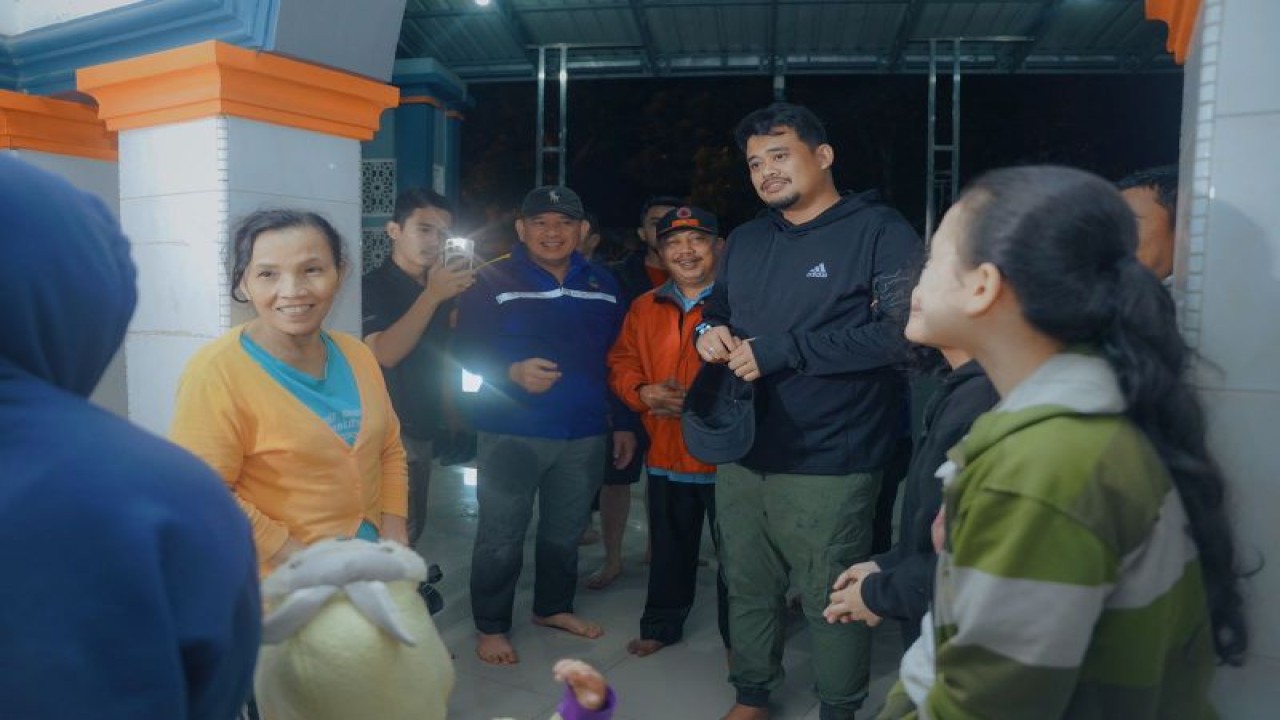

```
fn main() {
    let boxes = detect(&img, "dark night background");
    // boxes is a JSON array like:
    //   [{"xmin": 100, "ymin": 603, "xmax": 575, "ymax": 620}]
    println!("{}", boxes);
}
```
[{"xmin": 458, "ymin": 73, "xmax": 1182, "ymax": 256}]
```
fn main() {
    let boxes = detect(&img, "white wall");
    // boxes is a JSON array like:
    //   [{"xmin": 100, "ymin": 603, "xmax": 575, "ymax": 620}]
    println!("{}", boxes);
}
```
[
  {"xmin": 6, "ymin": 148, "xmax": 118, "ymax": 212},
  {"xmin": 1183, "ymin": 0, "xmax": 1280, "ymax": 715},
  {"xmin": 2, "ymin": 148, "xmax": 128, "ymax": 418},
  {"xmin": 0, "ymin": 0, "xmax": 144, "ymax": 35}
]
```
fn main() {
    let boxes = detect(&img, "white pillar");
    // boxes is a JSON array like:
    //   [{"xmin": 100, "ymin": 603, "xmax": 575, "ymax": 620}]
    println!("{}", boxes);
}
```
[
  {"xmin": 79, "ymin": 40, "xmax": 398, "ymax": 435},
  {"xmin": 1176, "ymin": 0, "xmax": 1280, "ymax": 713}
]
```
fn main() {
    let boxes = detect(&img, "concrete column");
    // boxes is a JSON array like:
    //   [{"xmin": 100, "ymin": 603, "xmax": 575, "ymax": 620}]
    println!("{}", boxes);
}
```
[
  {"xmin": 0, "ymin": 90, "xmax": 127, "ymax": 417},
  {"xmin": 446, "ymin": 109, "xmax": 464, "ymax": 197},
  {"xmin": 78, "ymin": 40, "xmax": 397, "ymax": 435},
  {"xmin": 391, "ymin": 58, "xmax": 467, "ymax": 197},
  {"xmin": 1174, "ymin": 0, "xmax": 1280, "ymax": 713},
  {"xmin": 393, "ymin": 97, "xmax": 439, "ymax": 194}
]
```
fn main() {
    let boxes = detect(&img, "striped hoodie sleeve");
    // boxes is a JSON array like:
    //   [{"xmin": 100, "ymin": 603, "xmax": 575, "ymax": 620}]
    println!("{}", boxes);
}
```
[{"xmin": 925, "ymin": 488, "xmax": 1114, "ymax": 719}]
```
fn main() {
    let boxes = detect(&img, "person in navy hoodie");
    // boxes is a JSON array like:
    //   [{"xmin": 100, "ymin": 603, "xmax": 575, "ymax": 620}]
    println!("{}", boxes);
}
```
[
  {"xmin": 453, "ymin": 185, "xmax": 637, "ymax": 666},
  {"xmin": 0, "ymin": 156, "xmax": 261, "ymax": 718}
]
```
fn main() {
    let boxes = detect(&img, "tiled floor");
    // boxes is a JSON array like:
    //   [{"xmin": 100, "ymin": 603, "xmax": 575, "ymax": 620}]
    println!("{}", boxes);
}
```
[{"xmin": 418, "ymin": 463, "xmax": 903, "ymax": 720}]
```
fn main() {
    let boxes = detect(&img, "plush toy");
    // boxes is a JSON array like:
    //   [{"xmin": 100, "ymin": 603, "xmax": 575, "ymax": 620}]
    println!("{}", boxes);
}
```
[
  {"xmin": 253, "ymin": 538, "xmax": 616, "ymax": 720},
  {"xmin": 254, "ymin": 538, "xmax": 454, "ymax": 720}
]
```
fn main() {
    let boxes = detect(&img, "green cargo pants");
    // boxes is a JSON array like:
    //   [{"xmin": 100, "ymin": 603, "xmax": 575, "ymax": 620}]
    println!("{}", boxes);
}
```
[{"xmin": 716, "ymin": 463, "xmax": 881, "ymax": 720}]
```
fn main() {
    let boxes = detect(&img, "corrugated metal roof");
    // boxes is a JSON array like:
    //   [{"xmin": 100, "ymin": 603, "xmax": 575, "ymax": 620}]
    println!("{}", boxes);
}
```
[{"xmin": 400, "ymin": 0, "xmax": 1176, "ymax": 82}]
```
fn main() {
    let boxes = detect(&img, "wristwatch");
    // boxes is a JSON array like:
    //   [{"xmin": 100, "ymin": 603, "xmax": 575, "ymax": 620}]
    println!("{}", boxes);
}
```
[{"xmin": 694, "ymin": 321, "xmax": 715, "ymax": 337}]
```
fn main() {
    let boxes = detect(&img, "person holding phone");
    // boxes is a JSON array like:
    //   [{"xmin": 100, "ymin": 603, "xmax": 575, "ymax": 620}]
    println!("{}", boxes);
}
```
[{"xmin": 363, "ymin": 189, "xmax": 476, "ymax": 550}]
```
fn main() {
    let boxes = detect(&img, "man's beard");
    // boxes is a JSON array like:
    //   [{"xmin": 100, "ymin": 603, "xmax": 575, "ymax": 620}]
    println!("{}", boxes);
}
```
[{"xmin": 765, "ymin": 191, "xmax": 800, "ymax": 210}]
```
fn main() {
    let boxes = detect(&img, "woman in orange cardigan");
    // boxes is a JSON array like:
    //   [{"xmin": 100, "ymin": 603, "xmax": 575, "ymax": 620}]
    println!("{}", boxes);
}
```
[{"xmin": 171, "ymin": 209, "xmax": 408, "ymax": 575}]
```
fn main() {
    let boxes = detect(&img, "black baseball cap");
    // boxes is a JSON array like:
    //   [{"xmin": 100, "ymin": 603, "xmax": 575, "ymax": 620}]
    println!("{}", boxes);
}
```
[
  {"xmin": 520, "ymin": 185, "xmax": 585, "ymax": 220},
  {"xmin": 656, "ymin": 205, "xmax": 719, "ymax": 239},
  {"xmin": 682, "ymin": 362, "xmax": 755, "ymax": 465}
]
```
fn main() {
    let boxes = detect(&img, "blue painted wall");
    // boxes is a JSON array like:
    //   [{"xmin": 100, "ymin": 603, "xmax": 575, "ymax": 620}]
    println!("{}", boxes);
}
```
[{"xmin": 1, "ymin": 0, "xmax": 277, "ymax": 94}]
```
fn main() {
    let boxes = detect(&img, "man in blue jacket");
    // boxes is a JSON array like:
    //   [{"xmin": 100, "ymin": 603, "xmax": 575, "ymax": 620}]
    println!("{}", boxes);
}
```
[
  {"xmin": 453, "ymin": 185, "xmax": 637, "ymax": 665},
  {"xmin": 694, "ymin": 103, "xmax": 920, "ymax": 720}
]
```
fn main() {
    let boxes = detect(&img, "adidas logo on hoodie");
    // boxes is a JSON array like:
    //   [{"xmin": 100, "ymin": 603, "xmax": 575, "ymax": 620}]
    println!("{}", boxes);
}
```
[{"xmin": 806, "ymin": 262, "xmax": 828, "ymax": 278}]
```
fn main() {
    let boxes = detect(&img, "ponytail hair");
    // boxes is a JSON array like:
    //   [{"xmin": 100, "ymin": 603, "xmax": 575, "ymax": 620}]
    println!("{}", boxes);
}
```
[{"xmin": 958, "ymin": 165, "xmax": 1249, "ymax": 665}]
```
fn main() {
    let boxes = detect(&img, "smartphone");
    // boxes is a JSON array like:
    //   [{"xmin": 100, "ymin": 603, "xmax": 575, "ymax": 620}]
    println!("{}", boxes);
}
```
[{"xmin": 442, "ymin": 236, "xmax": 475, "ymax": 270}]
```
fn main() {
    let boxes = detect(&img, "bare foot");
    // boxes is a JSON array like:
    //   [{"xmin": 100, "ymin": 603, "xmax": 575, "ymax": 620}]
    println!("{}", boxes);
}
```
[
  {"xmin": 476, "ymin": 633, "xmax": 518, "ymax": 665},
  {"xmin": 626, "ymin": 637, "xmax": 667, "ymax": 657},
  {"xmin": 722, "ymin": 703, "xmax": 770, "ymax": 720},
  {"xmin": 533, "ymin": 612, "xmax": 604, "ymax": 639},
  {"xmin": 585, "ymin": 562, "xmax": 621, "ymax": 590}
]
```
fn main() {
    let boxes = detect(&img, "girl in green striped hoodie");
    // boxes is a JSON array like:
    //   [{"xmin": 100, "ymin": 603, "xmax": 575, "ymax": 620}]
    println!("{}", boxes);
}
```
[{"xmin": 880, "ymin": 165, "xmax": 1249, "ymax": 719}]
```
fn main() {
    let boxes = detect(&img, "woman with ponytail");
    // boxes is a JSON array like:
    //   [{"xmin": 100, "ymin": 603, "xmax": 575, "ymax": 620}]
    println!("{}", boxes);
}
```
[{"xmin": 881, "ymin": 165, "xmax": 1247, "ymax": 719}]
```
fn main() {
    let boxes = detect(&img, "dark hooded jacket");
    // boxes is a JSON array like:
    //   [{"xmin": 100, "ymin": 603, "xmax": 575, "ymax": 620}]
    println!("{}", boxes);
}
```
[
  {"xmin": 701, "ymin": 191, "xmax": 921, "ymax": 474},
  {"xmin": 860, "ymin": 360, "xmax": 999, "ymax": 644},
  {"xmin": 0, "ymin": 156, "xmax": 260, "ymax": 719}
]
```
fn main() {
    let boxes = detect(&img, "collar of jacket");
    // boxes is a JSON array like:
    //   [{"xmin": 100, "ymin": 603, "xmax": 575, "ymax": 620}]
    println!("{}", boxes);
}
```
[
  {"xmin": 949, "ymin": 351, "xmax": 1125, "ymax": 468},
  {"xmin": 510, "ymin": 243, "xmax": 593, "ymax": 283},
  {"xmin": 654, "ymin": 279, "xmax": 714, "ymax": 308}
]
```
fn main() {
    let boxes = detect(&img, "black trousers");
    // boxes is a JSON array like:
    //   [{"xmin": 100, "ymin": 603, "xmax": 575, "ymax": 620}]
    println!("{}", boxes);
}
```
[
  {"xmin": 871, "ymin": 437, "xmax": 914, "ymax": 556},
  {"xmin": 640, "ymin": 473, "xmax": 729, "ymax": 647}
]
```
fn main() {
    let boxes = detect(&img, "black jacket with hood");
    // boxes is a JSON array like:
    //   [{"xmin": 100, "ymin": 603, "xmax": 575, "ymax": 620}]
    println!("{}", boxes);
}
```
[
  {"xmin": 860, "ymin": 360, "xmax": 999, "ymax": 643},
  {"xmin": 702, "ymin": 191, "xmax": 921, "ymax": 474}
]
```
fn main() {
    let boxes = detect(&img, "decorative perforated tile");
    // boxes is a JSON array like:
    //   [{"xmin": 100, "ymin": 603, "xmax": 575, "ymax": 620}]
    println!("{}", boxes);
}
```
[
  {"xmin": 361, "ymin": 159, "xmax": 396, "ymax": 217},
  {"xmin": 362, "ymin": 227, "xmax": 391, "ymax": 275}
]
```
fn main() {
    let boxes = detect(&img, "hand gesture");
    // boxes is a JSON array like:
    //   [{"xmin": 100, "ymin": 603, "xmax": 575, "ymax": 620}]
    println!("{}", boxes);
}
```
[
  {"xmin": 423, "ymin": 261, "xmax": 475, "ymax": 304},
  {"xmin": 726, "ymin": 338, "xmax": 761, "ymax": 381},
  {"xmin": 639, "ymin": 379, "xmax": 686, "ymax": 417},
  {"xmin": 932, "ymin": 507, "xmax": 947, "ymax": 554},
  {"xmin": 612, "ymin": 431, "xmax": 637, "ymax": 469},
  {"xmin": 695, "ymin": 325, "xmax": 741, "ymax": 364},
  {"xmin": 823, "ymin": 575, "xmax": 883, "ymax": 626},
  {"xmin": 509, "ymin": 357, "xmax": 562, "ymax": 394},
  {"xmin": 832, "ymin": 561, "xmax": 881, "ymax": 591},
  {"xmin": 552, "ymin": 659, "xmax": 609, "ymax": 711},
  {"xmin": 268, "ymin": 537, "xmax": 307, "ymax": 569}
]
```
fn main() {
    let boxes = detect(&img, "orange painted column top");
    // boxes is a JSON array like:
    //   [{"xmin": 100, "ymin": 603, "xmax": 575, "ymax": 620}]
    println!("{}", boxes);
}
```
[
  {"xmin": 76, "ymin": 40, "xmax": 399, "ymax": 140},
  {"xmin": 1146, "ymin": 0, "xmax": 1203, "ymax": 64},
  {"xmin": 0, "ymin": 91, "xmax": 117, "ymax": 160}
]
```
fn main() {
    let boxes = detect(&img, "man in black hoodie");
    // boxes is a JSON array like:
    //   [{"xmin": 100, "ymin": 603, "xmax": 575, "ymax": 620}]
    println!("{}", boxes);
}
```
[{"xmin": 696, "ymin": 103, "xmax": 920, "ymax": 720}]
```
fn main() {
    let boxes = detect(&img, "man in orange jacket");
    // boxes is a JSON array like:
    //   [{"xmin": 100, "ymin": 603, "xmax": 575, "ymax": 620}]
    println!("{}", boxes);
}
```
[{"xmin": 608, "ymin": 205, "xmax": 730, "ymax": 657}]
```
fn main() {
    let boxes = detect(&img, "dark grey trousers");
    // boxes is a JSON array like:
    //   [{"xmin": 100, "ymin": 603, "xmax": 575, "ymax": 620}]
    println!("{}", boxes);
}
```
[{"xmin": 470, "ymin": 432, "xmax": 605, "ymax": 634}]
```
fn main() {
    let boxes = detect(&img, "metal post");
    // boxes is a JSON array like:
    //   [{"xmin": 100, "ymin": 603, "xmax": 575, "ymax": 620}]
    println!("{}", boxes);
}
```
[
  {"xmin": 923, "ymin": 36, "xmax": 1029, "ymax": 242},
  {"xmin": 950, "ymin": 38, "xmax": 961, "ymax": 212},
  {"xmin": 926, "ymin": 39, "xmax": 937, "ymax": 243},
  {"xmin": 535, "ymin": 46, "xmax": 546, "ymax": 187},
  {"xmin": 558, "ymin": 44, "xmax": 568, "ymax": 184}
]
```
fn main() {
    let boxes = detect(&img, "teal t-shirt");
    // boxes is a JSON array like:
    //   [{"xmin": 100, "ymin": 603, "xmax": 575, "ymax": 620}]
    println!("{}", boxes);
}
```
[{"xmin": 240, "ymin": 330, "xmax": 363, "ymax": 446}]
